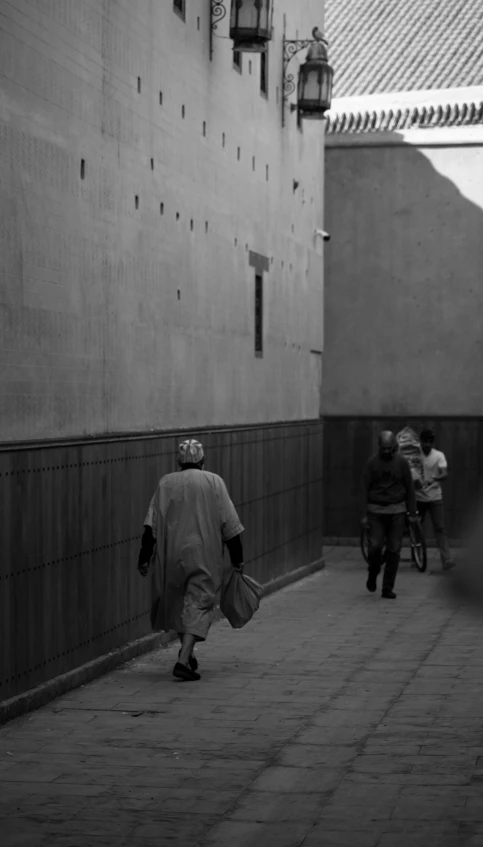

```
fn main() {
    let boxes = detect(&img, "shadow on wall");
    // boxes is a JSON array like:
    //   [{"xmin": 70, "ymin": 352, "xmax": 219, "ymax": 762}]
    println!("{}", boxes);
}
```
[{"xmin": 322, "ymin": 130, "xmax": 483, "ymax": 538}]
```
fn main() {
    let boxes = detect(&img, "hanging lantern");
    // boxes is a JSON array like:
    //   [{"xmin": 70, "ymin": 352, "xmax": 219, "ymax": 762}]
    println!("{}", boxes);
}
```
[
  {"xmin": 230, "ymin": 0, "xmax": 272, "ymax": 53},
  {"xmin": 297, "ymin": 39, "xmax": 334, "ymax": 120}
]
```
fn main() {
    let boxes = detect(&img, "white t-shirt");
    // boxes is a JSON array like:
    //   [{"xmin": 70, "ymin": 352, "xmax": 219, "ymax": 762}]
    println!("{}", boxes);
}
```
[{"xmin": 416, "ymin": 448, "xmax": 447, "ymax": 503}]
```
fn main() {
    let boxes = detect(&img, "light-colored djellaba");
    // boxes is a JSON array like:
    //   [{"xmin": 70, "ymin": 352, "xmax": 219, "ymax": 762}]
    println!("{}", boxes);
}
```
[{"xmin": 144, "ymin": 469, "xmax": 244, "ymax": 641}]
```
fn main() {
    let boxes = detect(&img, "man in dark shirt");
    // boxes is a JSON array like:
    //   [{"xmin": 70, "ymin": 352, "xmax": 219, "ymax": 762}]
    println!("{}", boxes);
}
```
[{"xmin": 362, "ymin": 431, "xmax": 418, "ymax": 599}]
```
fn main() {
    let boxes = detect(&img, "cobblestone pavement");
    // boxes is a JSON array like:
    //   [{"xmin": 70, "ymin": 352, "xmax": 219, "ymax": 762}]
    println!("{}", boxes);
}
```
[{"xmin": 1, "ymin": 547, "xmax": 483, "ymax": 847}]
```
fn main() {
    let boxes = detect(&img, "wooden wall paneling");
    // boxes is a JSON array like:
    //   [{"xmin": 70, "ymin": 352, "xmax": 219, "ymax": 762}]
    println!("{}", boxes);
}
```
[
  {"xmin": 143, "ymin": 436, "xmax": 160, "ymax": 625},
  {"xmin": 303, "ymin": 424, "xmax": 311, "ymax": 561},
  {"xmin": 212, "ymin": 430, "xmax": 224, "ymax": 481},
  {"xmin": 70, "ymin": 444, "xmax": 83, "ymax": 668},
  {"xmin": 286, "ymin": 426, "xmax": 297, "ymax": 576},
  {"xmin": 303, "ymin": 424, "xmax": 311, "ymax": 554},
  {"xmin": 12, "ymin": 449, "xmax": 29, "ymax": 695},
  {"xmin": 38, "ymin": 448, "xmax": 56, "ymax": 686},
  {"xmin": 126, "ymin": 439, "xmax": 139, "ymax": 634},
  {"xmin": 271, "ymin": 427, "xmax": 281, "ymax": 576},
  {"xmin": 92, "ymin": 443, "xmax": 107, "ymax": 659},
  {"xmin": 315, "ymin": 422, "xmax": 324, "ymax": 558},
  {"xmin": 229, "ymin": 430, "xmax": 243, "ymax": 534},
  {"xmin": 103, "ymin": 441, "xmax": 115, "ymax": 648},
  {"xmin": 0, "ymin": 452, "xmax": 12, "ymax": 698},
  {"xmin": 238, "ymin": 429, "xmax": 252, "ymax": 574},
  {"xmin": 28, "ymin": 447, "xmax": 44, "ymax": 691},
  {"xmin": 80, "ymin": 443, "xmax": 95, "ymax": 669},
  {"xmin": 253, "ymin": 429, "xmax": 264, "ymax": 582},
  {"xmin": 63, "ymin": 447, "xmax": 79, "ymax": 666},
  {"xmin": 264, "ymin": 427, "xmax": 275, "ymax": 583},
  {"xmin": 289, "ymin": 423, "xmax": 300, "ymax": 573},
  {"xmin": 262, "ymin": 428, "xmax": 273, "ymax": 581},
  {"xmin": 218, "ymin": 429, "xmax": 231, "ymax": 495},
  {"xmin": 307, "ymin": 425, "xmax": 317, "ymax": 557},
  {"xmin": 306, "ymin": 424, "xmax": 317, "ymax": 562},
  {"xmin": 268, "ymin": 427, "xmax": 280, "ymax": 578},
  {"xmin": 277, "ymin": 426, "xmax": 287, "ymax": 573},
  {"xmin": 58, "ymin": 446, "xmax": 74, "ymax": 675},
  {"xmin": 116, "ymin": 439, "xmax": 129, "ymax": 644}
]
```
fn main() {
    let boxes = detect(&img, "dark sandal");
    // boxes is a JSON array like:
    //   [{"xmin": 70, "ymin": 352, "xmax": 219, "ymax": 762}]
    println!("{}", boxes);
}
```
[
  {"xmin": 173, "ymin": 661, "xmax": 201, "ymax": 681},
  {"xmin": 179, "ymin": 649, "xmax": 198, "ymax": 672}
]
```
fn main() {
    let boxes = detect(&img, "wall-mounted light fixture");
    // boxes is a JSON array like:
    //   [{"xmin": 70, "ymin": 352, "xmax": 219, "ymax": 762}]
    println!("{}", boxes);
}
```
[
  {"xmin": 282, "ymin": 26, "xmax": 333, "ymax": 127},
  {"xmin": 229, "ymin": 0, "xmax": 273, "ymax": 53},
  {"xmin": 211, "ymin": 1, "xmax": 273, "ymax": 60}
]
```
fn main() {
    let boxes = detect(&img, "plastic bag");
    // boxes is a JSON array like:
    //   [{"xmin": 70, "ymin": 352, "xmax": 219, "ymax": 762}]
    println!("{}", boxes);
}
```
[
  {"xmin": 396, "ymin": 426, "xmax": 424, "ymax": 483},
  {"xmin": 220, "ymin": 569, "xmax": 264, "ymax": 629}
]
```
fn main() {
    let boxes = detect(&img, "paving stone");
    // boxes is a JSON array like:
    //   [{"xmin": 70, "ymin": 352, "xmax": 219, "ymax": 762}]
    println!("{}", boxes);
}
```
[
  {"xmin": 302, "ymin": 828, "xmax": 380, "ymax": 846},
  {"xmin": 129, "ymin": 815, "xmax": 222, "ymax": 841},
  {"xmin": 224, "ymin": 789, "xmax": 325, "ymax": 822},
  {"xmin": 377, "ymin": 833, "xmax": 462, "ymax": 847},
  {"xmin": 248, "ymin": 765, "xmax": 345, "ymax": 794},
  {"xmin": 198, "ymin": 820, "xmax": 311, "ymax": 847},
  {"xmin": 274, "ymin": 743, "xmax": 358, "ymax": 768}
]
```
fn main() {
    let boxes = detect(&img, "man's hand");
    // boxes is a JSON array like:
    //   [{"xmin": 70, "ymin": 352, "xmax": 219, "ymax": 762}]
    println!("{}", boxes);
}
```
[
  {"xmin": 361, "ymin": 516, "xmax": 369, "ymax": 528},
  {"xmin": 138, "ymin": 526, "xmax": 155, "ymax": 577},
  {"xmin": 408, "ymin": 514, "xmax": 420, "ymax": 525},
  {"xmin": 138, "ymin": 555, "xmax": 151, "ymax": 578},
  {"xmin": 233, "ymin": 562, "xmax": 244, "ymax": 573}
]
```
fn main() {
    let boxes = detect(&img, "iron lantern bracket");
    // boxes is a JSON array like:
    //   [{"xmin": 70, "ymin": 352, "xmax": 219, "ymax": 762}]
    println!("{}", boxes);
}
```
[
  {"xmin": 282, "ymin": 38, "xmax": 314, "ymax": 126},
  {"xmin": 210, "ymin": 0, "xmax": 228, "ymax": 60}
]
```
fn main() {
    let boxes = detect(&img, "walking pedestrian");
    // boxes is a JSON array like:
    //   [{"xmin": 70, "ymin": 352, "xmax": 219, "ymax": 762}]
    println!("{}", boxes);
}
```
[
  {"xmin": 416, "ymin": 429, "xmax": 455, "ymax": 572},
  {"xmin": 137, "ymin": 439, "xmax": 245, "ymax": 681},
  {"xmin": 362, "ymin": 431, "xmax": 418, "ymax": 599}
]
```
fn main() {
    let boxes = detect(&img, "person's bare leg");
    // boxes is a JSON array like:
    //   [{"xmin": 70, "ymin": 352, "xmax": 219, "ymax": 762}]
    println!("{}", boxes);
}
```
[{"xmin": 179, "ymin": 633, "xmax": 197, "ymax": 667}]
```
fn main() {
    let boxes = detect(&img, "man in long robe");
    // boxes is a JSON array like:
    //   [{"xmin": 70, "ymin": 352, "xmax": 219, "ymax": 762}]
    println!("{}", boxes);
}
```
[{"xmin": 138, "ymin": 439, "xmax": 244, "ymax": 681}]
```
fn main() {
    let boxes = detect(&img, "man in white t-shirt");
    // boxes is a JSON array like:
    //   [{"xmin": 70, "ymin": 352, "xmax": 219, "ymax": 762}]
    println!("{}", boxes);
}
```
[{"xmin": 416, "ymin": 429, "xmax": 455, "ymax": 571}]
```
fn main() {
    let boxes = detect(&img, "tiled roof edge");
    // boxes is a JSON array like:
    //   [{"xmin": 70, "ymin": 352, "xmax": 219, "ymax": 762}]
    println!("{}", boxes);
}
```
[{"xmin": 326, "ymin": 99, "xmax": 483, "ymax": 134}]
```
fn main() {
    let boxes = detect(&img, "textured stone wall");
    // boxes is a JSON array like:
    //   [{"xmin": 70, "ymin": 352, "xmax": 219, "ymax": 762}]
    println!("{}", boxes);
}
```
[{"xmin": 0, "ymin": 0, "xmax": 326, "ymax": 441}]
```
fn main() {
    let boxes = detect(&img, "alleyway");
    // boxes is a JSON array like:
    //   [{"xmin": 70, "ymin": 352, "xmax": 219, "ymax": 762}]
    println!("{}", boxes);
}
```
[{"xmin": 1, "ymin": 548, "xmax": 483, "ymax": 847}]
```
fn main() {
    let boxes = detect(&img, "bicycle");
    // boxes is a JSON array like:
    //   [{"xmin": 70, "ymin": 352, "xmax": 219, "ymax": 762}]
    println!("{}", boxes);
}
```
[{"xmin": 360, "ymin": 513, "xmax": 427, "ymax": 573}]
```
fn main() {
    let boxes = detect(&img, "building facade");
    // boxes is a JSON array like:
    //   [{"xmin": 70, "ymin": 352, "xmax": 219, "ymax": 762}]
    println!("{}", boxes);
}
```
[
  {"xmin": 0, "ymin": 0, "xmax": 325, "ymax": 440},
  {"xmin": 0, "ymin": 1, "xmax": 326, "ymax": 704}
]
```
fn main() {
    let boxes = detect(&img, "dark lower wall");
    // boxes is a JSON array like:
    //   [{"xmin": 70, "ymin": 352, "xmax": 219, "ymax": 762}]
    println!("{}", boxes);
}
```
[
  {"xmin": 1, "ymin": 420, "xmax": 323, "ymax": 703},
  {"xmin": 323, "ymin": 417, "xmax": 483, "ymax": 540}
]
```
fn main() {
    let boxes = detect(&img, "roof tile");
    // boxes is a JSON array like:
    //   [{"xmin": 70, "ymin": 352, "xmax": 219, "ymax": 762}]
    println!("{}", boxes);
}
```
[{"xmin": 325, "ymin": 0, "xmax": 483, "ymax": 98}]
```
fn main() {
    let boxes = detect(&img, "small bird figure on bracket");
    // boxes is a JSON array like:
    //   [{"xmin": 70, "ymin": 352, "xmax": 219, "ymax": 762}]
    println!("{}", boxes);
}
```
[{"xmin": 312, "ymin": 26, "xmax": 328, "ymax": 44}]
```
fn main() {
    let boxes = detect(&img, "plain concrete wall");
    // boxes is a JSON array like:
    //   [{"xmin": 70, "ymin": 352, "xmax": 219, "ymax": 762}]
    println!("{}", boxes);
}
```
[
  {"xmin": 0, "ymin": 0, "xmax": 326, "ymax": 441},
  {"xmin": 322, "ymin": 134, "xmax": 483, "ymax": 416}
]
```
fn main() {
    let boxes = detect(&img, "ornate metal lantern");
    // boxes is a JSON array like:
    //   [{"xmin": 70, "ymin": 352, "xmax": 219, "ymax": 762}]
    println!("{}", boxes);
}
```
[
  {"xmin": 297, "ymin": 38, "xmax": 333, "ymax": 120},
  {"xmin": 230, "ymin": 0, "xmax": 272, "ymax": 53}
]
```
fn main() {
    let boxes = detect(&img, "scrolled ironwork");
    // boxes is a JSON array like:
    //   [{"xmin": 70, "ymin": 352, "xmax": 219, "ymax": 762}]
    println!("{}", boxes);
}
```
[
  {"xmin": 210, "ymin": 0, "xmax": 228, "ymax": 59},
  {"xmin": 282, "ymin": 38, "xmax": 312, "ymax": 125},
  {"xmin": 211, "ymin": 0, "xmax": 227, "ymax": 29}
]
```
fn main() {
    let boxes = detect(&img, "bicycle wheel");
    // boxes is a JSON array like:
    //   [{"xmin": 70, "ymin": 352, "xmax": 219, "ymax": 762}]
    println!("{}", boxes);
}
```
[
  {"xmin": 360, "ymin": 525, "xmax": 369, "ymax": 564},
  {"xmin": 408, "ymin": 521, "xmax": 427, "ymax": 572}
]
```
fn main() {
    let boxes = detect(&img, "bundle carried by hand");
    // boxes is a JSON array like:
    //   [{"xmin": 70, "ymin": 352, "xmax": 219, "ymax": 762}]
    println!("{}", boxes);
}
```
[
  {"xmin": 220, "ymin": 568, "xmax": 263, "ymax": 629},
  {"xmin": 396, "ymin": 426, "xmax": 424, "ymax": 483}
]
